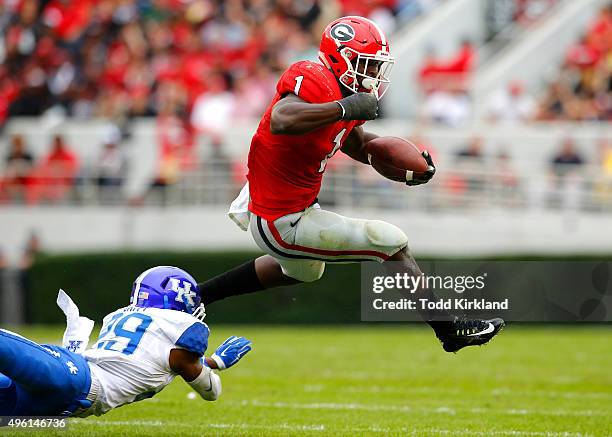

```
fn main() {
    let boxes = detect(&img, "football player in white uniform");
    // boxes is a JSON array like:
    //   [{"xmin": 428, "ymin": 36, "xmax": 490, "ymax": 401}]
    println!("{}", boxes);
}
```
[{"xmin": 0, "ymin": 266, "xmax": 251, "ymax": 416}]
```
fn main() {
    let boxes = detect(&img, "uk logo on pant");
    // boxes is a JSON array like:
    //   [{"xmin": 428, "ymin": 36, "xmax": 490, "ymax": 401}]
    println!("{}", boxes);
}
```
[{"xmin": 66, "ymin": 361, "xmax": 79, "ymax": 375}]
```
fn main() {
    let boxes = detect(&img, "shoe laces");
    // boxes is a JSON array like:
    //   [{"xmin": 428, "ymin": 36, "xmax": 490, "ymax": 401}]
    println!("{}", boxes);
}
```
[{"xmin": 454, "ymin": 317, "xmax": 487, "ymax": 336}]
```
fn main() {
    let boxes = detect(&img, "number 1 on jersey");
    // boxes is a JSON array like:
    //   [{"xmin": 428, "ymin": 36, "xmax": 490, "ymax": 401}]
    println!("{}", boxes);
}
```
[
  {"xmin": 319, "ymin": 128, "xmax": 346, "ymax": 173},
  {"xmin": 294, "ymin": 75, "xmax": 304, "ymax": 95}
]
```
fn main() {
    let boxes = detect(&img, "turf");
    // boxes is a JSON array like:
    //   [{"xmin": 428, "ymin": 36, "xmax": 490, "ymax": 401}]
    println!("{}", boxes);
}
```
[{"xmin": 2, "ymin": 325, "xmax": 611, "ymax": 436}]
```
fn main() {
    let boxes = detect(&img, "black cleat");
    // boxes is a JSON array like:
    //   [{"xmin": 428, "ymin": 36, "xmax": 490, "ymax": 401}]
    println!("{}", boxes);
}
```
[{"xmin": 436, "ymin": 317, "xmax": 505, "ymax": 353}]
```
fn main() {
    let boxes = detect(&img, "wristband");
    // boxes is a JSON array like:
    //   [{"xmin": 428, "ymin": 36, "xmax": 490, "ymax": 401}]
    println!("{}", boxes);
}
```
[
  {"xmin": 211, "ymin": 353, "xmax": 226, "ymax": 370},
  {"xmin": 335, "ymin": 101, "xmax": 346, "ymax": 120},
  {"xmin": 188, "ymin": 366, "xmax": 222, "ymax": 401}
]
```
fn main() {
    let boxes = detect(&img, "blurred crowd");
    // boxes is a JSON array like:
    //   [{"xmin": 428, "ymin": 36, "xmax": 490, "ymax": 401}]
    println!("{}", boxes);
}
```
[
  {"xmin": 537, "ymin": 4, "xmax": 612, "ymax": 122},
  {"xmin": 0, "ymin": 0, "xmax": 444, "ymax": 206},
  {"xmin": 417, "ymin": 0, "xmax": 560, "ymax": 126},
  {"xmin": 0, "ymin": 0, "xmax": 439, "ymax": 128},
  {"xmin": 3, "ymin": 127, "xmax": 612, "ymax": 213},
  {"xmin": 1, "ymin": 0, "xmax": 611, "ymax": 210},
  {"xmin": 0, "ymin": 127, "xmax": 132, "ymax": 204},
  {"xmin": 418, "ymin": 2, "xmax": 612, "ymax": 125},
  {"xmin": 429, "ymin": 135, "xmax": 612, "ymax": 212},
  {"xmin": 320, "ymin": 134, "xmax": 612, "ymax": 212}
]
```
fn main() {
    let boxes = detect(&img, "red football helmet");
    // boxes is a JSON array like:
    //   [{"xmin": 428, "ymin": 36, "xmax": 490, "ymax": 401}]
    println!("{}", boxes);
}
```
[{"xmin": 319, "ymin": 16, "xmax": 394, "ymax": 99}]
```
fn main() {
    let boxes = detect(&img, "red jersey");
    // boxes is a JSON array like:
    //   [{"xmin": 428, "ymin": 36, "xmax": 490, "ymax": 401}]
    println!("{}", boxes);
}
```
[{"xmin": 247, "ymin": 61, "xmax": 363, "ymax": 220}]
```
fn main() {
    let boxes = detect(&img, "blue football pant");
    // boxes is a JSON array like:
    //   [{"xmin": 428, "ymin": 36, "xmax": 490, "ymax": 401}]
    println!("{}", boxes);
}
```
[{"xmin": 0, "ymin": 328, "xmax": 91, "ymax": 415}]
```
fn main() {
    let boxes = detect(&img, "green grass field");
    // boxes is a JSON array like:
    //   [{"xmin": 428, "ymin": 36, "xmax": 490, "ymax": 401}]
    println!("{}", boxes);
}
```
[{"xmin": 3, "ymin": 325, "xmax": 611, "ymax": 436}]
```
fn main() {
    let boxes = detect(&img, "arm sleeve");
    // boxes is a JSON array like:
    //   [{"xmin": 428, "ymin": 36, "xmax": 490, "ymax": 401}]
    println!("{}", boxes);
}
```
[
  {"xmin": 276, "ymin": 62, "xmax": 338, "ymax": 104},
  {"xmin": 188, "ymin": 366, "xmax": 222, "ymax": 401}
]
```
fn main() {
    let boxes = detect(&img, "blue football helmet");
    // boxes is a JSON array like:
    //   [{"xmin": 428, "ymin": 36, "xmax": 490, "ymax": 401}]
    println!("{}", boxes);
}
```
[{"xmin": 130, "ymin": 266, "xmax": 206, "ymax": 321}]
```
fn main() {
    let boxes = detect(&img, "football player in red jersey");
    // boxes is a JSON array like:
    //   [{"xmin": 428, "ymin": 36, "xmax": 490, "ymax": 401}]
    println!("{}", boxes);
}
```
[{"xmin": 200, "ymin": 16, "xmax": 504, "ymax": 353}]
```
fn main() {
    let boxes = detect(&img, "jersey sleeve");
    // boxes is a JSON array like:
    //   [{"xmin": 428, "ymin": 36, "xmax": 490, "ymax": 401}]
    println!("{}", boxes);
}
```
[
  {"xmin": 151, "ymin": 309, "xmax": 210, "ymax": 357},
  {"xmin": 175, "ymin": 322, "xmax": 209, "ymax": 356},
  {"xmin": 276, "ymin": 61, "xmax": 338, "ymax": 104}
]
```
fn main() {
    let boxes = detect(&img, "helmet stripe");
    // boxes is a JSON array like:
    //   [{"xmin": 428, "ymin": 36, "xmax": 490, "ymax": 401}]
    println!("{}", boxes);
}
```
[
  {"xmin": 132, "ymin": 265, "xmax": 172, "ymax": 304},
  {"xmin": 368, "ymin": 18, "xmax": 387, "ymax": 48},
  {"xmin": 318, "ymin": 51, "xmax": 331, "ymax": 69},
  {"xmin": 341, "ymin": 15, "xmax": 387, "ymax": 47}
]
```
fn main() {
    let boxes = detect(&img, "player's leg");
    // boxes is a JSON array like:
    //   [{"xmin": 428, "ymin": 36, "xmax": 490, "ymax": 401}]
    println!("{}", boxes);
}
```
[
  {"xmin": 256, "ymin": 207, "xmax": 445, "ymax": 318},
  {"xmin": 0, "ymin": 372, "xmax": 18, "ymax": 414},
  {"xmin": 0, "ymin": 329, "xmax": 91, "ymax": 414},
  {"xmin": 199, "ymin": 206, "xmax": 402, "ymax": 303},
  {"xmin": 255, "ymin": 206, "xmax": 404, "ymax": 263},
  {"xmin": 201, "ymin": 205, "xmax": 504, "ymax": 350},
  {"xmin": 254, "ymin": 255, "xmax": 302, "ymax": 287},
  {"xmin": 385, "ymin": 247, "xmax": 504, "ymax": 352},
  {"xmin": 200, "ymin": 254, "xmax": 300, "ymax": 305},
  {"xmin": 273, "ymin": 207, "xmax": 504, "ymax": 351},
  {"xmin": 0, "ymin": 329, "xmax": 66, "ymax": 392}
]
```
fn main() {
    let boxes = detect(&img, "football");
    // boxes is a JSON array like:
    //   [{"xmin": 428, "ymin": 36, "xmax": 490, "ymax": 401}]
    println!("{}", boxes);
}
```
[{"xmin": 364, "ymin": 136, "xmax": 428, "ymax": 182}]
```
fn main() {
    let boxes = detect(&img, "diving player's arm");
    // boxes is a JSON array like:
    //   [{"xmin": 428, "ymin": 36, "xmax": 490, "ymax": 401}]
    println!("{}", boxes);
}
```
[
  {"xmin": 270, "ymin": 92, "xmax": 379, "ymax": 136},
  {"xmin": 341, "ymin": 125, "xmax": 379, "ymax": 165},
  {"xmin": 169, "ymin": 336, "xmax": 252, "ymax": 402},
  {"xmin": 169, "ymin": 349, "xmax": 222, "ymax": 401}
]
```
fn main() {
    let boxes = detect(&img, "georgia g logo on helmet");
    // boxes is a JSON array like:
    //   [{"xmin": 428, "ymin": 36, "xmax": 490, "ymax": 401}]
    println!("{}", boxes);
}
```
[{"xmin": 330, "ymin": 23, "xmax": 355, "ymax": 42}]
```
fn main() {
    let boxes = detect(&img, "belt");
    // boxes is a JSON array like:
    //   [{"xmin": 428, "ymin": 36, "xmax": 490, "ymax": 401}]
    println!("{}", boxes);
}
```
[{"xmin": 85, "ymin": 371, "xmax": 101, "ymax": 403}]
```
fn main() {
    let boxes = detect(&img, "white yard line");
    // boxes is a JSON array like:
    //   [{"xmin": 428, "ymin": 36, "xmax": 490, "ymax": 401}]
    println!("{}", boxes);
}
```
[
  {"xmin": 72, "ymin": 420, "xmax": 165, "ymax": 426},
  {"xmin": 209, "ymin": 423, "xmax": 326, "ymax": 432},
  {"xmin": 313, "ymin": 383, "xmax": 612, "ymax": 400},
  {"xmin": 71, "ymin": 420, "xmax": 589, "ymax": 436},
  {"xmin": 489, "ymin": 387, "xmax": 612, "ymax": 400},
  {"xmin": 237, "ymin": 399, "xmax": 608, "ymax": 418},
  {"xmin": 368, "ymin": 428, "xmax": 588, "ymax": 436},
  {"xmin": 72, "ymin": 420, "xmax": 326, "ymax": 432}
]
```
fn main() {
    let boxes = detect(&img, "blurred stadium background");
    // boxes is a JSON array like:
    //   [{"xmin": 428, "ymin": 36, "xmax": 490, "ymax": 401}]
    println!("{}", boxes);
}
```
[{"xmin": 0, "ymin": 0, "xmax": 611, "ymax": 434}]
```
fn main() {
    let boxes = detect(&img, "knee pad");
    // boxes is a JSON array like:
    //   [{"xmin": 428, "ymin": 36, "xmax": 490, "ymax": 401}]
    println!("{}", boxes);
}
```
[
  {"xmin": 280, "ymin": 259, "xmax": 326, "ymax": 283},
  {"xmin": 364, "ymin": 220, "xmax": 408, "ymax": 251}
]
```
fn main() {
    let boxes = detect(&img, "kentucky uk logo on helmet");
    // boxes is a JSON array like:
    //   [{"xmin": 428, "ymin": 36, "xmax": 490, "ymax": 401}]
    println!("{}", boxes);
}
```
[
  {"xmin": 168, "ymin": 278, "xmax": 197, "ymax": 308},
  {"xmin": 330, "ymin": 23, "xmax": 355, "ymax": 42}
]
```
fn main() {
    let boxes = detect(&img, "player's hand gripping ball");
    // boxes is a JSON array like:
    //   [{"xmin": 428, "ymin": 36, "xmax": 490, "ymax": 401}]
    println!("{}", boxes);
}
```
[{"xmin": 365, "ymin": 136, "xmax": 436, "ymax": 185}]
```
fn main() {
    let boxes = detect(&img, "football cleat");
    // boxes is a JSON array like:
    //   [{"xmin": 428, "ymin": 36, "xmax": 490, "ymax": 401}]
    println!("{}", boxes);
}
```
[{"xmin": 436, "ymin": 317, "xmax": 505, "ymax": 353}]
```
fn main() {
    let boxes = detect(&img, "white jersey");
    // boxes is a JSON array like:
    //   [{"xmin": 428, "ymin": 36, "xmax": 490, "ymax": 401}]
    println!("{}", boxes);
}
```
[{"xmin": 81, "ymin": 305, "xmax": 209, "ymax": 416}]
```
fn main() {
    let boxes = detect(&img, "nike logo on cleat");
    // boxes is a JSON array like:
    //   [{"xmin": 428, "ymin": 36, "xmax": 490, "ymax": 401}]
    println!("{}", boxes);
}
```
[
  {"xmin": 290, "ymin": 218, "xmax": 301, "ymax": 227},
  {"xmin": 467, "ymin": 322, "xmax": 495, "ymax": 336}
]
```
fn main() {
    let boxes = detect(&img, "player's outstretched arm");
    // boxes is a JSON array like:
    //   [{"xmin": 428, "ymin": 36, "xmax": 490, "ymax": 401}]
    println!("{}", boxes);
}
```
[
  {"xmin": 270, "ymin": 92, "xmax": 378, "ymax": 135},
  {"xmin": 169, "ymin": 348, "xmax": 222, "ymax": 401}
]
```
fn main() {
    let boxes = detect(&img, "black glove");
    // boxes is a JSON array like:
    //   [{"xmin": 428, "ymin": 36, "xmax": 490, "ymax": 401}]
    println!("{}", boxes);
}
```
[
  {"xmin": 406, "ymin": 150, "xmax": 436, "ymax": 186},
  {"xmin": 336, "ymin": 92, "xmax": 378, "ymax": 121}
]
